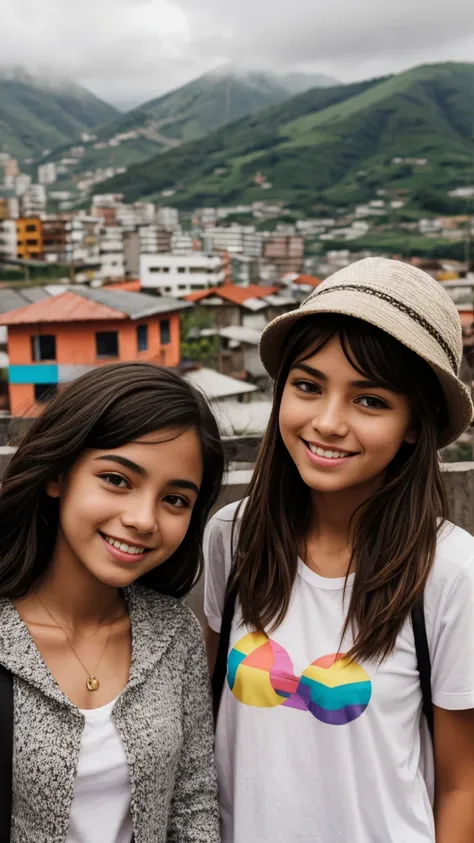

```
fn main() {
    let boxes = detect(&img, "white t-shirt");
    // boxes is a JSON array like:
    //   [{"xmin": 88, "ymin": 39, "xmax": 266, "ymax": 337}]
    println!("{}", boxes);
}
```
[
  {"xmin": 204, "ymin": 500, "xmax": 474, "ymax": 843},
  {"xmin": 67, "ymin": 697, "xmax": 133, "ymax": 843}
]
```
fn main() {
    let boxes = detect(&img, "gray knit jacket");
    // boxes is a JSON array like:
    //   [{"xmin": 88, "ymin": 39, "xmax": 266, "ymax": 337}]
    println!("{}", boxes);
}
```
[{"xmin": 0, "ymin": 584, "xmax": 221, "ymax": 843}]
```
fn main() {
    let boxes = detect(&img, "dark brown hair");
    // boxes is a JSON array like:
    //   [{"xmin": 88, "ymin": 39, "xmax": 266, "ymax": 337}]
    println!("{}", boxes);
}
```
[
  {"xmin": 0, "ymin": 362, "xmax": 224, "ymax": 599},
  {"xmin": 234, "ymin": 314, "xmax": 448, "ymax": 662}
]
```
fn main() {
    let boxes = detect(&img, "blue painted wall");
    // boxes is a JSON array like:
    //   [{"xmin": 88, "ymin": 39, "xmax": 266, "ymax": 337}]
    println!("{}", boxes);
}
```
[{"xmin": 9, "ymin": 365, "xmax": 59, "ymax": 385}]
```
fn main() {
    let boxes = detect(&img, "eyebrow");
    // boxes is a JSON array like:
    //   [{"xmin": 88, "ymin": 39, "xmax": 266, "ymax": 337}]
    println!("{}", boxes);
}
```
[
  {"xmin": 94, "ymin": 456, "xmax": 200, "ymax": 494},
  {"xmin": 291, "ymin": 362, "xmax": 388, "ymax": 390}
]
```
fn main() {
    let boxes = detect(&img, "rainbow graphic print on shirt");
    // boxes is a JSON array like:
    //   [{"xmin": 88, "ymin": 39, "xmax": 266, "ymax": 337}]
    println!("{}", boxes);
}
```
[{"xmin": 227, "ymin": 632, "xmax": 372, "ymax": 725}]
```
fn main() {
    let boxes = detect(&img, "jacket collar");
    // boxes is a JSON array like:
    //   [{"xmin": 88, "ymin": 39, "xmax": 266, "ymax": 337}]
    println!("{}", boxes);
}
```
[{"xmin": 0, "ymin": 585, "xmax": 184, "ymax": 707}]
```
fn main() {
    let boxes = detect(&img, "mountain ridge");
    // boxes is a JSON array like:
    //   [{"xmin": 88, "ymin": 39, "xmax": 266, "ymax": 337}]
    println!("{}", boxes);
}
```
[
  {"xmin": 100, "ymin": 61, "xmax": 474, "ymax": 213},
  {"xmin": 0, "ymin": 68, "xmax": 118, "ymax": 160}
]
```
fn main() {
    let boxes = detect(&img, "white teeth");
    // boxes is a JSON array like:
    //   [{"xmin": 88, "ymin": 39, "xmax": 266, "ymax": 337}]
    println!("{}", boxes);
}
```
[
  {"xmin": 103, "ymin": 535, "xmax": 146, "ymax": 555},
  {"xmin": 308, "ymin": 443, "xmax": 351, "ymax": 459}
]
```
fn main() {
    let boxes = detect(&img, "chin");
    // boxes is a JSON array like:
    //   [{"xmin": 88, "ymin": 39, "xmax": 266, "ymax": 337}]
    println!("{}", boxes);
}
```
[{"xmin": 92, "ymin": 565, "xmax": 144, "ymax": 589}]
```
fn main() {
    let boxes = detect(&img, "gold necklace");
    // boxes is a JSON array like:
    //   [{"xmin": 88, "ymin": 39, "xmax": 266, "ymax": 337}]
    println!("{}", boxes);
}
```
[
  {"xmin": 36, "ymin": 594, "xmax": 115, "ymax": 692},
  {"xmin": 35, "ymin": 593, "xmax": 122, "ymax": 640}
]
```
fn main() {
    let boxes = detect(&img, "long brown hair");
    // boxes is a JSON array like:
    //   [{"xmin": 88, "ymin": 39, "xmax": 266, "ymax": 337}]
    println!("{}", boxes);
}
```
[
  {"xmin": 0, "ymin": 362, "xmax": 224, "ymax": 600},
  {"xmin": 234, "ymin": 315, "xmax": 448, "ymax": 662}
]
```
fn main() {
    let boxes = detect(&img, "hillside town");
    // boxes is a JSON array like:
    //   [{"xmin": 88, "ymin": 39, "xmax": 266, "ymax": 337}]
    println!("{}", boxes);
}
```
[{"xmin": 0, "ymin": 144, "xmax": 474, "ymax": 451}]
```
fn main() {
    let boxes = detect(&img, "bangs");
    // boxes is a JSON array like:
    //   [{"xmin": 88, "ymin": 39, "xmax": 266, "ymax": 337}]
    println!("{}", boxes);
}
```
[{"xmin": 282, "ymin": 314, "xmax": 448, "ymax": 426}]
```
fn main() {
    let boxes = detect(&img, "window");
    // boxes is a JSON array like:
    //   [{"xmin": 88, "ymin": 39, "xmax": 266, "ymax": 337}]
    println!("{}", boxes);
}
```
[
  {"xmin": 160, "ymin": 319, "xmax": 171, "ymax": 345},
  {"xmin": 177, "ymin": 267, "xmax": 186, "ymax": 274},
  {"xmin": 137, "ymin": 324, "xmax": 148, "ymax": 352},
  {"xmin": 26, "ymin": 225, "xmax": 37, "ymax": 233},
  {"xmin": 27, "ymin": 239, "xmax": 39, "ymax": 246},
  {"xmin": 96, "ymin": 331, "xmax": 119, "ymax": 358},
  {"xmin": 34, "ymin": 383, "xmax": 58, "ymax": 403},
  {"xmin": 31, "ymin": 335, "xmax": 56, "ymax": 361}
]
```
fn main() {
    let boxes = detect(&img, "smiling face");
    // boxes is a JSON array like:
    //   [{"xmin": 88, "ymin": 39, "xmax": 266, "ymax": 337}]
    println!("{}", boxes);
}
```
[
  {"xmin": 279, "ymin": 334, "xmax": 417, "ymax": 499},
  {"xmin": 46, "ymin": 428, "xmax": 203, "ymax": 588}
]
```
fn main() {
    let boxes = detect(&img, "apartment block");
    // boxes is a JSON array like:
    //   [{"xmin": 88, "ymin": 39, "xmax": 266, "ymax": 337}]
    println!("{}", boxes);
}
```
[
  {"xmin": 141, "ymin": 253, "xmax": 225, "ymax": 296},
  {"xmin": 16, "ymin": 217, "xmax": 43, "ymax": 260}
]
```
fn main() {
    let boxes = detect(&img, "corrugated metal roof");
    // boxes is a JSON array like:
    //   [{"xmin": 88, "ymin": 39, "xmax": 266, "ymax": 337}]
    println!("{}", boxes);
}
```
[
  {"xmin": 184, "ymin": 368, "xmax": 257, "ymax": 400},
  {"xmin": 0, "ymin": 287, "xmax": 50, "ymax": 314},
  {"xmin": 219, "ymin": 325, "xmax": 261, "ymax": 346},
  {"xmin": 70, "ymin": 287, "xmax": 192, "ymax": 320}
]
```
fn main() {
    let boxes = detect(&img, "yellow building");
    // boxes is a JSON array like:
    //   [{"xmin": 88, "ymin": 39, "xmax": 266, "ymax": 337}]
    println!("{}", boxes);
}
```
[{"xmin": 16, "ymin": 218, "xmax": 43, "ymax": 260}]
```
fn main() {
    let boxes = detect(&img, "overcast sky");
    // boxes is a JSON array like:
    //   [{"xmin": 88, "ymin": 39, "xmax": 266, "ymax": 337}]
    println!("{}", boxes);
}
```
[{"xmin": 2, "ymin": 0, "xmax": 474, "ymax": 109}]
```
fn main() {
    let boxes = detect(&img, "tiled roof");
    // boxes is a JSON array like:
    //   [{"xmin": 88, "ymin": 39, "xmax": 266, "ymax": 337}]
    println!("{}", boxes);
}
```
[
  {"xmin": 0, "ymin": 291, "xmax": 125, "ymax": 324},
  {"xmin": 105, "ymin": 279, "xmax": 141, "ymax": 292},
  {"xmin": 0, "ymin": 287, "xmax": 192, "ymax": 325},
  {"xmin": 185, "ymin": 283, "xmax": 278, "ymax": 306}
]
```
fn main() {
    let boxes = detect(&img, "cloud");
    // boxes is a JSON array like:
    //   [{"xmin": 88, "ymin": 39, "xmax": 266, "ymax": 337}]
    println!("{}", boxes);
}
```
[{"xmin": 1, "ymin": 0, "xmax": 474, "ymax": 107}]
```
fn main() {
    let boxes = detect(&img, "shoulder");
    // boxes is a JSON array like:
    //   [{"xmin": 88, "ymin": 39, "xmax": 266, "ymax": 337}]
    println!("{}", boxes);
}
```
[
  {"xmin": 209, "ymin": 498, "xmax": 247, "ymax": 525},
  {"xmin": 425, "ymin": 521, "xmax": 474, "ymax": 605},
  {"xmin": 205, "ymin": 498, "xmax": 247, "ymax": 539},
  {"xmin": 127, "ymin": 584, "xmax": 203, "ymax": 648}
]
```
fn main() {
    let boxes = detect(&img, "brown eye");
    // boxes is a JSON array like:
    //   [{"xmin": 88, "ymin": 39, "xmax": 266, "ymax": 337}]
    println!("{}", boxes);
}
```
[
  {"xmin": 101, "ymin": 473, "xmax": 129, "ymax": 489},
  {"xmin": 164, "ymin": 495, "xmax": 188, "ymax": 508}
]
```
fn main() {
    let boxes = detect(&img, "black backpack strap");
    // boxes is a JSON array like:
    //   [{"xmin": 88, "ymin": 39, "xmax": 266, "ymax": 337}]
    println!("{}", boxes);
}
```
[
  {"xmin": 0, "ymin": 663, "xmax": 13, "ymax": 842},
  {"xmin": 211, "ymin": 580, "xmax": 238, "ymax": 722},
  {"xmin": 411, "ymin": 597, "xmax": 434, "ymax": 742}
]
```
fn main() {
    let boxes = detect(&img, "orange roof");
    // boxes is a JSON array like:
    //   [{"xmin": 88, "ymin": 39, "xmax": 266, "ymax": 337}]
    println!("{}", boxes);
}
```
[
  {"xmin": 0, "ymin": 291, "xmax": 127, "ymax": 325},
  {"xmin": 106, "ymin": 279, "xmax": 141, "ymax": 292},
  {"xmin": 293, "ymin": 274, "xmax": 322, "ymax": 287},
  {"xmin": 185, "ymin": 283, "xmax": 278, "ymax": 305}
]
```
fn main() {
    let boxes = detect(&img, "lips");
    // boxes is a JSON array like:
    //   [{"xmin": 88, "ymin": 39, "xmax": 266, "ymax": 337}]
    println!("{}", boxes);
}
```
[
  {"xmin": 99, "ymin": 531, "xmax": 152, "ymax": 563},
  {"xmin": 304, "ymin": 441, "xmax": 357, "ymax": 460}
]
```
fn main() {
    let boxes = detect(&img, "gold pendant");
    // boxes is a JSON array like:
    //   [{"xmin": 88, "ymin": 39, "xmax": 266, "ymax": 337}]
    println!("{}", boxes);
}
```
[{"xmin": 86, "ymin": 675, "xmax": 100, "ymax": 691}]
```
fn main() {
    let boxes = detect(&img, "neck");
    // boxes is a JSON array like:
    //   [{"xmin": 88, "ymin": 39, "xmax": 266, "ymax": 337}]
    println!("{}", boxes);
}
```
[
  {"xmin": 308, "ymin": 477, "xmax": 382, "ymax": 549},
  {"xmin": 35, "ymin": 532, "xmax": 122, "ymax": 632}
]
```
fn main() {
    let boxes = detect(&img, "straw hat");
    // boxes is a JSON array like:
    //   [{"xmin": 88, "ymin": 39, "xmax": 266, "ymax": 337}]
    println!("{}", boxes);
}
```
[{"xmin": 259, "ymin": 257, "xmax": 473, "ymax": 447}]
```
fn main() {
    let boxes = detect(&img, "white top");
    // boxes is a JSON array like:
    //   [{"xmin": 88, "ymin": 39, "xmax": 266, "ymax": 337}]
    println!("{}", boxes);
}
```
[
  {"xmin": 66, "ymin": 697, "xmax": 133, "ymax": 843},
  {"xmin": 204, "ymin": 500, "xmax": 474, "ymax": 843}
]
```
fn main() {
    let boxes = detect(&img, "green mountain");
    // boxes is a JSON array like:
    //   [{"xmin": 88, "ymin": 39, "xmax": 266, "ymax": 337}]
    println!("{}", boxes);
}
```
[
  {"xmin": 0, "ymin": 69, "xmax": 118, "ymax": 160},
  {"xmin": 101, "ymin": 62, "xmax": 474, "ymax": 213},
  {"xmin": 36, "ymin": 69, "xmax": 338, "ymax": 178}
]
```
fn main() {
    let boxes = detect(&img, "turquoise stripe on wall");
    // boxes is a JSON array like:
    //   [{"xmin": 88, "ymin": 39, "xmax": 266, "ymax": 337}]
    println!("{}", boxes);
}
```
[{"xmin": 9, "ymin": 365, "xmax": 59, "ymax": 385}]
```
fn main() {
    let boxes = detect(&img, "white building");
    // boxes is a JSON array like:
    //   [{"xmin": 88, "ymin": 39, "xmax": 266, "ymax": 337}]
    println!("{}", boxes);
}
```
[
  {"xmin": 141, "ymin": 254, "xmax": 225, "ymax": 296},
  {"xmin": 156, "ymin": 207, "xmax": 179, "ymax": 230},
  {"xmin": 0, "ymin": 220, "xmax": 17, "ymax": 260},
  {"xmin": 98, "ymin": 226, "xmax": 125, "ymax": 279},
  {"xmin": 139, "ymin": 225, "xmax": 171, "ymax": 254},
  {"xmin": 202, "ymin": 225, "xmax": 262, "ymax": 258},
  {"xmin": 20, "ymin": 184, "xmax": 47, "ymax": 217},
  {"xmin": 15, "ymin": 175, "xmax": 32, "ymax": 197},
  {"xmin": 38, "ymin": 162, "xmax": 57, "ymax": 185},
  {"xmin": 116, "ymin": 202, "xmax": 155, "ymax": 229},
  {"xmin": 171, "ymin": 231, "xmax": 194, "ymax": 255}
]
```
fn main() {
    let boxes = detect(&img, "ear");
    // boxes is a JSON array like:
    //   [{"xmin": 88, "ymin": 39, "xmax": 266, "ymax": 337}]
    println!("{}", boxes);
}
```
[
  {"xmin": 404, "ymin": 426, "xmax": 418, "ymax": 445},
  {"xmin": 45, "ymin": 476, "xmax": 62, "ymax": 498}
]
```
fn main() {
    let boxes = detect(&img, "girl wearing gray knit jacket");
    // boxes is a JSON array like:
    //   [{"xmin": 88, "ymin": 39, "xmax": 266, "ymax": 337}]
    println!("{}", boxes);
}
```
[{"xmin": 0, "ymin": 362, "xmax": 224, "ymax": 843}]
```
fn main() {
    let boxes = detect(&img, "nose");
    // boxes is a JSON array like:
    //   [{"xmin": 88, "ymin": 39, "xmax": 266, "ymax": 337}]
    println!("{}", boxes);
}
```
[
  {"xmin": 120, "ymin": 493, "xmax": 158, "ymax": 535},
  {"xmin": 311, "ymin": 395, "xmax": 349, "ymax": 439}
]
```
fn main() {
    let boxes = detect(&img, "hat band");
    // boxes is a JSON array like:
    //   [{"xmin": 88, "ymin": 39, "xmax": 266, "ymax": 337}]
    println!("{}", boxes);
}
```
[{"xmin": 314, "ymin": 284, "xmax": 458, "ymax": 373}]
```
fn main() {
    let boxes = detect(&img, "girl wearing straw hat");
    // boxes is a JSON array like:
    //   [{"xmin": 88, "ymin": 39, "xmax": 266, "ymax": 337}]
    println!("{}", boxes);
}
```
[{"xmin": 205, "ymin": 257, "xmax": 474, "ymax": 843}]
